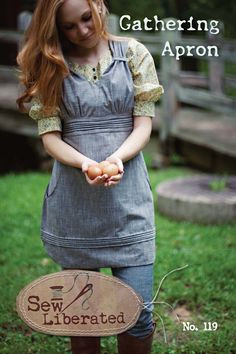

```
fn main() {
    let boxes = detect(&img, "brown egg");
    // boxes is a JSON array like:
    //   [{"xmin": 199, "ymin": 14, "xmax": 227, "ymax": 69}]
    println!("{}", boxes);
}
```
[
  {"xmin": 98, "ymin": 160, "xmax": 110, "ymax": 169},
  {"xmin": 102, "ymin": 163, "xmax": 119, "ymax": 177},
  {"xmin": 87, "ymin": 165, "xmax": 103, "ymax": 180}
]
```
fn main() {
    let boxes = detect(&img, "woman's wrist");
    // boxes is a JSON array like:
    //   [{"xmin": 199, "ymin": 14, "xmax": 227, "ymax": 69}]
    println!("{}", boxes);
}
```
[
  {"xmin": 107, "ymin": 152, "xmax": 124, "ymax": 162},
  {"xmin": 73, "ymin": 148, "xmax": 96, "ymax": 169}
]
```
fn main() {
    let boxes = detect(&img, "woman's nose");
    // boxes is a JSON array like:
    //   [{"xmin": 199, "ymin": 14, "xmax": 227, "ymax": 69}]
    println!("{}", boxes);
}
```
[{"xmin": 77, "ymin": 24, "xmax": 90, "ymax": 38}]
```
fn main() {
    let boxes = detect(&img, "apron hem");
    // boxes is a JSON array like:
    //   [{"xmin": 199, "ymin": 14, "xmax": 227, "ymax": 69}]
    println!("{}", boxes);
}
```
[{"xmin": 41, "ymin": 228, "xmax": 156, "ymax": 249}]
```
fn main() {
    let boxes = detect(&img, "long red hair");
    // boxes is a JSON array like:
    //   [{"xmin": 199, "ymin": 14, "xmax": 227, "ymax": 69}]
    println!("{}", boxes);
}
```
[{"xmin": 16, "ymin": 0, "xmax": 110, "ymax": 115}]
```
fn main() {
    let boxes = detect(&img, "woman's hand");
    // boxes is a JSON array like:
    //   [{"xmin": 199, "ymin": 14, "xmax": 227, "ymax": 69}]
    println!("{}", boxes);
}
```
[
  {"xmin": 82, "ymin": 159, "xmax": 108, "ymax": 186},
  {"xmin": 104, "ymin": 156, "xmax": 124, "ymax": 187}
]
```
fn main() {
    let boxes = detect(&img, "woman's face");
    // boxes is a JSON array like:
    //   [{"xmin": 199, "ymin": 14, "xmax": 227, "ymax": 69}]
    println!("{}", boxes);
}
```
[{"xmin": 57, "ymin": 0, "xmax": 101, "ymax": 50}]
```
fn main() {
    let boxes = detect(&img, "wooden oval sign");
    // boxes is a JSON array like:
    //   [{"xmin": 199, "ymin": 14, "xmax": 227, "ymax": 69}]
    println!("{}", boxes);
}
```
[{"xmin": 16, "ymin": 270, "xmax": 143, "ymax": 336}]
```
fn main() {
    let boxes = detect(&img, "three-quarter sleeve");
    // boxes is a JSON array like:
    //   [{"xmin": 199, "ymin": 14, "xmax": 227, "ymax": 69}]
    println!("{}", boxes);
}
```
[
  {"xmin": 127, "ymin": 38, "xmax": 164, "ymax": 117},
  {"xmin": 29, "ymin": 98, "xmax": 62, "ymax": 136}
]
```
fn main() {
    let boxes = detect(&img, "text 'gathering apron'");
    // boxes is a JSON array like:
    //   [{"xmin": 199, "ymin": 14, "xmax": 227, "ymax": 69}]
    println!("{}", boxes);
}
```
[{"xmin": 41, "ymin": 40, "xmax": 156, "ymax": 269}]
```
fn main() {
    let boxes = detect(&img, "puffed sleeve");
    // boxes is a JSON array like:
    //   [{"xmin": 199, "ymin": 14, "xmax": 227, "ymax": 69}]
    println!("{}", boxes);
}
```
[
  {"xmin": 29, "ymin": 98, "xmax": 62, "ymax": 136},
  {"xmin": 127, "ymin": 38, "xmax": 164, "ymax": 117}
]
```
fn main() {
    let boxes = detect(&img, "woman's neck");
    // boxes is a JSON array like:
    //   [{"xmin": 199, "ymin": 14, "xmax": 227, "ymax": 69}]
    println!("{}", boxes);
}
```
[{"xmin": 66, "ymin": 37, "xmax": 110, "ymax": 66}]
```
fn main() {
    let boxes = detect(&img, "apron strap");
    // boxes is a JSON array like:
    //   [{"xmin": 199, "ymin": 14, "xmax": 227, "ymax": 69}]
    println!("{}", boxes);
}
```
[{"xmin": 109, "ymin": 40, "xmax": 129, "ymax": 62}]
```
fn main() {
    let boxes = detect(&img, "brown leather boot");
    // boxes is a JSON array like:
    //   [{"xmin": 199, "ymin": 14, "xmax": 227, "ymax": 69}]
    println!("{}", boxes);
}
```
[
  {"xmin": 70, "ymin": 336, "xmax": 101, "ymax": 354},
  {"xmin": 117, "ymin": 324, "xmax": 155, "ymax": 354}
]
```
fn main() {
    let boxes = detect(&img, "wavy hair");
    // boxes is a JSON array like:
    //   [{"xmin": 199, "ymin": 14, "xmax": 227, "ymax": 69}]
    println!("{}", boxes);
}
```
[{"xmin": 16, "ymin": 0, "xmax": 110, "ymax": 115}]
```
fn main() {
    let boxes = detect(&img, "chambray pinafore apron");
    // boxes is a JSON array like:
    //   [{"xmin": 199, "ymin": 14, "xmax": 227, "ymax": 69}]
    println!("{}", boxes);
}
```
[{"xmin": 41, "ymin": 40, "xmax": 156, "ymax": 269}]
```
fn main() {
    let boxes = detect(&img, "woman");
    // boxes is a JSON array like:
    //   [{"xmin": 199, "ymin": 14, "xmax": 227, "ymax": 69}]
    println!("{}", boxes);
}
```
[{"xmin": 17, "ymin": 0, "xmax": 164, "ymax": 353}]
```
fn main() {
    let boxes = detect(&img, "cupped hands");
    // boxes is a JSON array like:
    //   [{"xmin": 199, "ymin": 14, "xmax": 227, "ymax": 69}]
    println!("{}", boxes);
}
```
[{"xmin": 82, "ymin": 156, "xmax": 124, "ymax": 187}]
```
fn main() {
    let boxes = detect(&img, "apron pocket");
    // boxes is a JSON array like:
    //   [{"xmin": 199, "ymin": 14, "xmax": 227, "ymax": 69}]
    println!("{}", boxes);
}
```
[
  {"xmin": 145, "ymin": 175, "xmax": 152, "ymax": 191},
  {"xmin": 46, "ymin": 161, "xmax": 61, "ymax": 198}
]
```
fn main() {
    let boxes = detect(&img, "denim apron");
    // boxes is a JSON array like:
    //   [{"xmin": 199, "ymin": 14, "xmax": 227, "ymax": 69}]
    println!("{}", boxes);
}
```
[{"xmin": 41, "ymin": 40, "xmax": 156, "ymax": 269}]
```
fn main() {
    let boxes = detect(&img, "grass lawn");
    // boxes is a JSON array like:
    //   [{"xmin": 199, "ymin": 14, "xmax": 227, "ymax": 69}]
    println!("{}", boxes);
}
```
[{"xmin": 0, "ymin": 166, "xmax": 235, "ymax": 354}]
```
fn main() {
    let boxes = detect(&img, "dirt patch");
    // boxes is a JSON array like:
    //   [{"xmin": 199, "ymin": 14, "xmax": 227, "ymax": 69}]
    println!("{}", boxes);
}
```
[{"xmin": 170, "ymin": 305, "xmax": 193, "ymax": 323}]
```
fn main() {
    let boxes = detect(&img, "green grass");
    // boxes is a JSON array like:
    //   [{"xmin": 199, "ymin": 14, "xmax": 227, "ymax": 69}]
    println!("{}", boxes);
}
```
[
  {"xmin": 208, "ymin": 175, "xmax": 228, "ymax": 192},
  {"xmin": 0, "ymin": 168, "xmax": 235, "ymax": 354}
]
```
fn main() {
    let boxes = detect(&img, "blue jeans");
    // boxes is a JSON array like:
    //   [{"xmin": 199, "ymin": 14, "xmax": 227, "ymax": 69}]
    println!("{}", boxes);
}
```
[{"xmin": 112, "ymin": 264, "xmax": 154, "ymax": 338}]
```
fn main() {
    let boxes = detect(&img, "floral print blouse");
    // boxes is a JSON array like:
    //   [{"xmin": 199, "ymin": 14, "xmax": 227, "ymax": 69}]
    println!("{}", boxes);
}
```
[{"xmin": 29, "ymin": 38, "xmax": 164, "ymax": 135}]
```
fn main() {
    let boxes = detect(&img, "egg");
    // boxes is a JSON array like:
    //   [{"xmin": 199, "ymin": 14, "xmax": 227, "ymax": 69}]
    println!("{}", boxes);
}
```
[
  {"xmin": 102, "ymin": 163, "xmax": 119, "ymax": 177},
  {"xmin": 87, "ymin": 165, "xmax": 103, "ymax": 180},
  {"xmin": 98, "ymin": 160, "xmax": 110, "ymax": 169}
]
